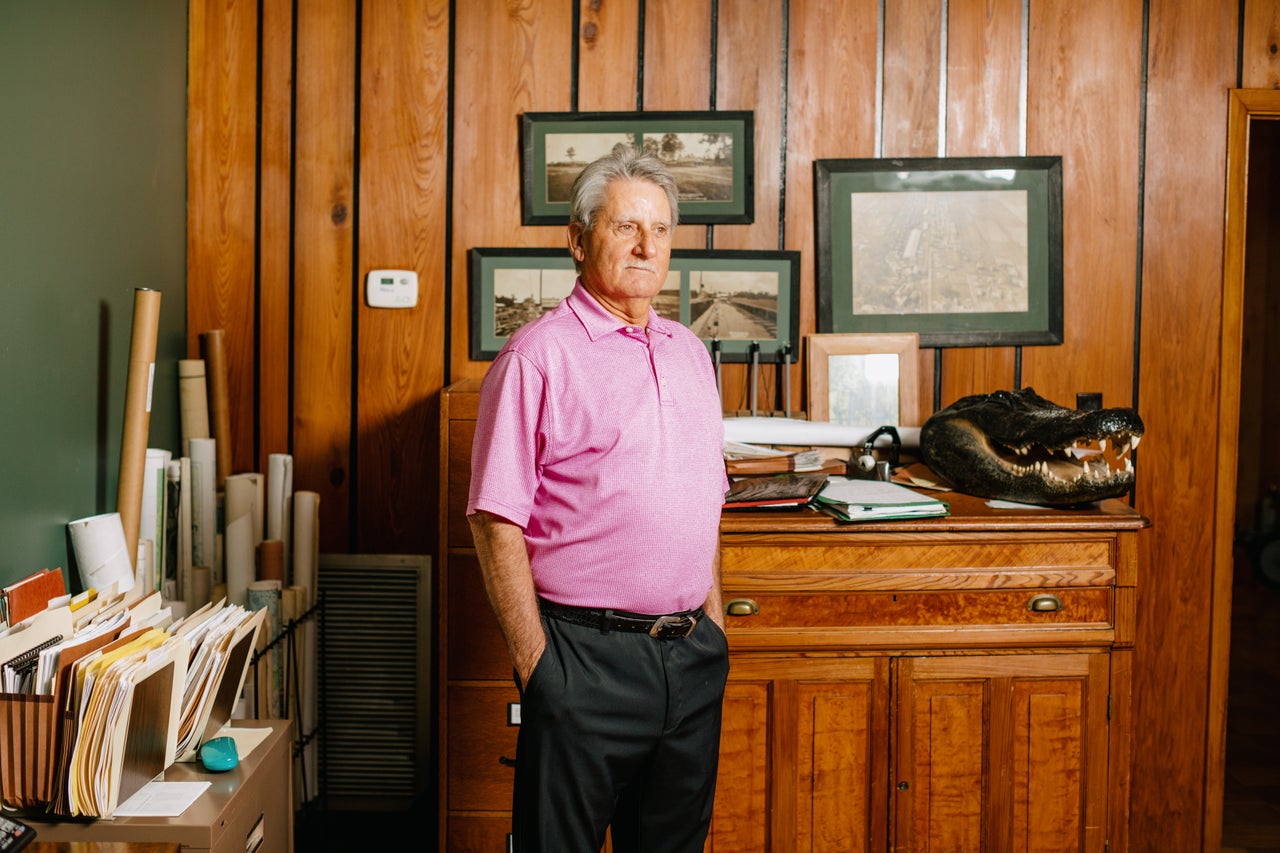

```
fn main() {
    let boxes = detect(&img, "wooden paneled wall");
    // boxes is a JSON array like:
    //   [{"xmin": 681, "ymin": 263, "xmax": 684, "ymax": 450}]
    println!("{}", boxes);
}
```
[{"xmin": 186, "ymin": 0, "xmax": 1280, "ymax": 848}]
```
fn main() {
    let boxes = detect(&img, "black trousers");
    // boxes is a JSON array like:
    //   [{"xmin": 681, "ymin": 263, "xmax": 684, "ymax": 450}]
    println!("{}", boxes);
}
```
[{"xmin": 511, "ymin": 610, "xmax": 730, "ymax": 853}]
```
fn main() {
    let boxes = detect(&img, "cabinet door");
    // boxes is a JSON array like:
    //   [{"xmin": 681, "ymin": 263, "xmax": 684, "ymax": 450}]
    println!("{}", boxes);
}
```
[
  {"xmin": 892, "ymin": 653, "xmax": 1111, "ymax": 853},
  {"xmin": 711, "ymin": 655, "xmax": 890, "ymax": 853}
]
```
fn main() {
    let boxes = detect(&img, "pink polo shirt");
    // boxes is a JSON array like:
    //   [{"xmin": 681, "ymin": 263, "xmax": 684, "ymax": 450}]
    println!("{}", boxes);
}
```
[{"xmin": 467, "ymin": 282, "xmax": 728, "ymax": 613}]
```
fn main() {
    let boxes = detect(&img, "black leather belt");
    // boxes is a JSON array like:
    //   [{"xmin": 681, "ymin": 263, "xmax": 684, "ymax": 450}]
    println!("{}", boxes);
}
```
[{"xmin": 539, "ymin": 599, "xmax": 702, "ymax": 639}]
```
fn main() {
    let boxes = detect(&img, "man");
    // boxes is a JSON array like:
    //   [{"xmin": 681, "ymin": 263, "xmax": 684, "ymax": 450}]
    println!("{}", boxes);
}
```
[{"xmin": 467, "ymin": 142, "xmax": 730, "ymax": 852}]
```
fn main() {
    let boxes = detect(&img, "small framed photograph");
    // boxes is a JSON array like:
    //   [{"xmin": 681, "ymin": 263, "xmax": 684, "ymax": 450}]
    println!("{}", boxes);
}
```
[
  {"xmin": 521, "ymin": 110, "xmax": 755, "ymax": 225},
  {"xmin": 806, "ymin": 332, "xmax": 922, "ymax": 427},
  {"xmin": 815, "ymin": 156, "xmax": 1063, "ymax": 348},
  {"xmin": 469, "ymin": 247, "xmax": 798, "ymax": 362}
]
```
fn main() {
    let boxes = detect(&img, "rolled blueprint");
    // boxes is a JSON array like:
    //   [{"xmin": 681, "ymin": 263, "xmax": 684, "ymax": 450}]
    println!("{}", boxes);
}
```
[
  {"xmin": 225, "ymin": 472, "xmax": 264, "ymax": 548},
  {"xmin": 188, "ymin": 438, "xmax": 218, "ymax": 574},
  {"xmin": 266, "ymin": 454, "xmax": 293, "ymax": 584},
  {"xmin": 116, "ymin": 288, "xmax": 162, "ymax": 572},
  {"xmin": 178, "ymin": 358, "xmax": 211, "ymax": 455},
  {"xmin": 200, "ymin": 329, "xmax": 233, "ymax": 490},
  {"xmin": 140, "ymin": 448, "xmax": 172, "ymax": 586},
  {"xmin": 68, "ymin": 512, "xmax": 135, "ymax": 595}
]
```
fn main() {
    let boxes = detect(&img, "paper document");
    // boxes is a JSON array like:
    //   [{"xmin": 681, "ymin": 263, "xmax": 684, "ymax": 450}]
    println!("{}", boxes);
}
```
[
  {"xmin": 113, "ymin": 780, "xmax": 210, "ymax": 817},
  {"xmin": 813, "ymin": 476, "xmax": 949, "ymax": 522}
]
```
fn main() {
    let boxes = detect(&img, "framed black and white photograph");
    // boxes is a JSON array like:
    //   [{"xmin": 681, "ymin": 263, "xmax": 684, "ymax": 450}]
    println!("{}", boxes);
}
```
[
  {"xmin": 468, "ymin": 247, "xmax": 798, "ymax": 362},
  {"xmin": 521, "ymin": 111, "xmax": 754, "ymax": 225},
  {"xmin": 815, "ymin": 156, "xmax": 1063, "ymax": 348}
]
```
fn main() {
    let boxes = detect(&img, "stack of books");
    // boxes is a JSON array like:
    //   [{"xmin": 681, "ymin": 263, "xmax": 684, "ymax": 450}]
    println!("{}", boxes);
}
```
[{"xmin": 723, "ymin": 441, "xmax": 847, "ymax": 477}]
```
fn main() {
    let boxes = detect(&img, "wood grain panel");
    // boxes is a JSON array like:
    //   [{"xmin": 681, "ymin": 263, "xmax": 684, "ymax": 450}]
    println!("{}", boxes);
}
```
[
  {"xmin": 357, "ymin": 0, "xmax": 450, "ymax": 554},
  {"xmin": 258, "ymin": 0, "xmax": 294, "ymax": 473},
  {"xmin": 578, "ymin": 0, "xmax": 639, "ymax": 110},
  {"xmin": 936, "ymin": 0, "xmax": 1022, "ymax": 406},
  {"xmin": 450, "ymin": 0, "xmax": 575, "ymax": 382},
  {"xmin": 709, "ymin": 680, "xmax": 770, "ymax": 851},
  {"xmin": 1242, "ymin": 0, "xmax": 1280, "ymax": 88},
  {"xmin": 293, "ymin": 0, "xmax": 356, "ymax": 552},
  {"xmin": 713, "ymin": 0, "xmax": 790, "ymax": 413},
  {"xmin": 797, "ymin": 680, "xmax": 878, "ymax": 851},
  {"xmin": 1020, "ymin": 0, "xmax": 1143, "ymax": 413},
  {"xmin": 784, "ymin": 0, "xmax": 880, "ymax": 416},
  {"xmin": 1133, "ymin": 0, "xmax": 1237, "ymax": 846},
  {"xmin": 186, "ymin": 0, "xmax": 257, "ymax": 475},
  {"xmin": 446, "ymin": 683, "xmax": 520, "ymax": 811},
  {"xmin": 882, "ymin": 0, "xmax": 942, "ymax": 158},
  {"xmin": 643, "ymin": 0, "xmax": 712, "ymax": 257}
]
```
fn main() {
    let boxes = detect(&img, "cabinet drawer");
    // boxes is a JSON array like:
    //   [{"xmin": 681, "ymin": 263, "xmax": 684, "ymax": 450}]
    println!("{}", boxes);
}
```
[
  {"xmin": 446, "ymin": 554, "xmax": 511, "ymax": 679},
  {"xmin": 723, "ymin": 587, "xmax": 1114, "ymax": 651},
  {"xmin": 447, "ymin": 421, "xmax": 476, "ymax": 548},
  {"xmin": 722, "ymin": 536, "xmax": 1117, "ymax": 591},
  {"xmin": 447, "ymin": 684, "xmax": 519, "ymax": 811}
]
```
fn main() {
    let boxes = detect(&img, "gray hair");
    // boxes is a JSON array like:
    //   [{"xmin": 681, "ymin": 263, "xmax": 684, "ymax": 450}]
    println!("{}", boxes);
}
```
[{"xmin": 568, "ymin": 142, "xmax": 681, "ymax": 233}]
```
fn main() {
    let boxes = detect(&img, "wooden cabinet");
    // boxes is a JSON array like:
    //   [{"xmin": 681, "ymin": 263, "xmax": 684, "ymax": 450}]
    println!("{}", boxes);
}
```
[{"xmin": 438, "ymin": 379, "xmax": 1148, "ymax": 852}]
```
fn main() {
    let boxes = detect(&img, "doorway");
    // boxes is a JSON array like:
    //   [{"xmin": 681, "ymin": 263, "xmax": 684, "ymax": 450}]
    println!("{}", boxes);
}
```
[{"xmin": 1216, "ymin": 91, "xmax": 1280, "ymax": 852}]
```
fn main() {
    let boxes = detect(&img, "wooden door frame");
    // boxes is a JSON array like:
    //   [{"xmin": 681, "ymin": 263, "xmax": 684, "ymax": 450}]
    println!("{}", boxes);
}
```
[{"xmin": 1205, "ymin": 87, "xmax": 1280, "ymax": 849}]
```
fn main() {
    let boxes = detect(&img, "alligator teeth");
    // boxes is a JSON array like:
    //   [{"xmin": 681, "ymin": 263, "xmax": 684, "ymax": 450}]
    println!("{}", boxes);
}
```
[
  {"xmin": 1131, "ymin": 435, "xmax": 1141, "ymax": 449},
  {"xmin": 1098, "ymin": 438, "xmax": 1107, "ymax": 453}
]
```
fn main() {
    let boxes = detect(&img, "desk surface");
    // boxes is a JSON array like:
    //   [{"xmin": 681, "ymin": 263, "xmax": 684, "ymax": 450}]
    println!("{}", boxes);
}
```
[
  {"xmin": 24, "ymin": 719, "xmax": 292, "ymax": 853},
  {"xmin": 30, "ymin": 843, "xmax": 179, "ymax": 853}
]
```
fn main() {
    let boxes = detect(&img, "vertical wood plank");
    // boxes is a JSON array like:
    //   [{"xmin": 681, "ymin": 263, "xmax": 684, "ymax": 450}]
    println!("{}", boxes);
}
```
[
  {"xmin": 259, "ymin": 0, "xmax": 294, "ymax": 471},
  {"xmin": 450, "ymin": 0, "xmax": 575, "ymax": 382},
  {"xmin": 357, "ymin": 0, "xmax": 451, "ymax": 555},
  {"xmin": 882, "ymin": 0, "xmax": 943, "ymax": 158},
  {"xmin": 643, "ymin": 0, "xmax": 713, "ymax": 258},
  {"xmin": 578, "ymin": 0, "xmax": 640, "ymax": 110},
  {"xmin": 1242, "ymin": 0, "xmax": 1280, "ymax": 88},
  {"xmin": 881, "ymin": 0, "xmax": 944, "ymax": 416},
  {"xmin": 785, "ymin": 0, "xmax": 880, "ymax": 416},
  {"xmin": 1133, "ymin": 0, "xmax": 1237, "ymax": 847},
  {"xmin": 714, "ymin": 0, "xmax": 790, "ymax": 413},
  {"xmin": 186, "ymin": 0, "xmax": 258, "ymax": 476},
  {"xmin": 935, "ymin": 0, "xmax": 1022, "ymax": 407},
  {"xmin": 1020, "ymin": 0, "xmax": 1143, "ymax": 413},
  {"xmin": 293, "ymin": 0, "xmax": 357, "ymax": 552}
]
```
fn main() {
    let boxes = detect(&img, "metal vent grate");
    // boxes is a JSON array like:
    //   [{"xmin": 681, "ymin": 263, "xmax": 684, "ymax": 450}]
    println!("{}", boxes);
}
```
[{"xmin": 317, "ymin": 553, "xmax": 431, "ymax": 811}]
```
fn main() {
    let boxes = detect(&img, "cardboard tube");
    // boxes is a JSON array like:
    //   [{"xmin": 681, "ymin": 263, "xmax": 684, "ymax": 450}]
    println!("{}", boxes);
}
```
[
  {"xmin": 257, "ymin": 539, "xmax": 285, "ymax": 582},
  {"xmin": 178, "ymin": 358, "xmax": 211, "ymax": 454},
  {"xmin": 201, "ymin": 329, "xmax": 233, "ymax": 490},
  {"xmin": 116, "ymin": 288, "xmax": 162, "ymax": 571}
]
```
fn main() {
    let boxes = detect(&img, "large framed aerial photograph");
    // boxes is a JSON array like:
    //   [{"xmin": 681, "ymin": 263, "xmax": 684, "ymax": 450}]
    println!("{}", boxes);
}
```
[
  {"xmin": 815, "ymin": 156, "xmax": 1063, "ymax": 348},
  {"xmin": 469, "ymin": 247, "xmax": 798, "ymax": 362},
  {"xmin": 521, "ymin": 111, "xmax": 754, "ymax": 225}
]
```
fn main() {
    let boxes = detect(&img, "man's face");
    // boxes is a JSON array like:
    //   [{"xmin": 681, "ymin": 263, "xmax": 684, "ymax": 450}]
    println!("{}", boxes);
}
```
[{"xmin": 569, "ymin": 178, "xmax": 673, "ymax": 305}]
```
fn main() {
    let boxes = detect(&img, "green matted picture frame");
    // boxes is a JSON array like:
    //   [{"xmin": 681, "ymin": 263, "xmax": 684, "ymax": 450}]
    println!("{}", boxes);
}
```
[
  {"xmin": 468, "ymin": 247, "xmax": 799, "ymax": 362},
  {"xmin": 815, "ymin": 156, "xmax": 1064, "ymax": 348},
  {"xmin": 520, "ymin": 110, "xmax": 755, "ymax": 225}
]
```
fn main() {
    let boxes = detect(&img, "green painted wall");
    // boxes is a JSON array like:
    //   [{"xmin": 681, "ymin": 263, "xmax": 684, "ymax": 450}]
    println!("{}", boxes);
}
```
[{"xmin": 0, "ymin": 2, "xmax": 188, "ymax": 591}]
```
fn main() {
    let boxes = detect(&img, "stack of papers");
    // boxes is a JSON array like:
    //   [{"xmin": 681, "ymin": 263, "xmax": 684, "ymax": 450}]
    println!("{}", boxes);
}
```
[{"xmin": 812, "ymin": 476, "xmax": 949, "ymax": 522}]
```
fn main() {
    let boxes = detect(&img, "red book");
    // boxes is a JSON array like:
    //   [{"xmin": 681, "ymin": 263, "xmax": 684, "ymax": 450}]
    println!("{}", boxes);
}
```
[{"xmin": 2, "ymin": 567, "xmax": 67, "ymax": 627}]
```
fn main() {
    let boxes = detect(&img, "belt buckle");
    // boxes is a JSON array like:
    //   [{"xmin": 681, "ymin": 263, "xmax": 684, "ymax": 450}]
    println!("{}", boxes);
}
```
[{"xmin": 648, "ymin": 614, "xmax": 696, "ymax": 639}]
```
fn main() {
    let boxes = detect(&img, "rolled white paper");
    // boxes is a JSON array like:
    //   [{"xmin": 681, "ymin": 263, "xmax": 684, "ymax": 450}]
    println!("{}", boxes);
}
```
[
  {"xmin": 69, "ymin": 512, "xmax": 136, "ymax": 594},
  {"xmin": 267, "ymin": 454, "xmax": 293, "ymax": 583},
  {"xmin": 188, "ymin": 438, "xmax": 218, "ymax": 575}
]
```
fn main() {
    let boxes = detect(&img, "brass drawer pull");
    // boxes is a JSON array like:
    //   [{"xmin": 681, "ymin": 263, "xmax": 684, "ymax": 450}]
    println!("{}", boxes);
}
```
[
  {"xmin": 725, "ymin": 598, "xmax": 759, "ymax": 617},
  {"xmin": 1027, "ymin": 594, "xmax": 1063, "ymax": 613}
]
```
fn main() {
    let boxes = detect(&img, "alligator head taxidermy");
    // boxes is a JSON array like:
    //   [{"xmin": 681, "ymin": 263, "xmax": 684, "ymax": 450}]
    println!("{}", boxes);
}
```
[{"xmin": 919, "ymin": 387, "xmax": 1144, "ymax": 506}]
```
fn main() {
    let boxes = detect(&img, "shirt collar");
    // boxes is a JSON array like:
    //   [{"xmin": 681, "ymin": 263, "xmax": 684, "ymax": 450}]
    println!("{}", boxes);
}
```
[{"xmin": 566, "ymin": 279, "xmax": 676, "ymax": 342}]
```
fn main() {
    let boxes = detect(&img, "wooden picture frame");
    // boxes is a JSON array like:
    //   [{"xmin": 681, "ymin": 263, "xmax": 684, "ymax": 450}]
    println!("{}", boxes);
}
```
[
  {"xmin": 521, "ymin": 110, "xmax": 755, "ymax": 225},
  {"xmin": 806, "ymin": 332, "xmax": 922, "ymax": 427},
  {"xmin": 468, "ymin": 247, "xmax": 798, "ymax": 362},
  {"xmin": 815, "ymin": 156, "xmax": 1063, "ymax": 348}
]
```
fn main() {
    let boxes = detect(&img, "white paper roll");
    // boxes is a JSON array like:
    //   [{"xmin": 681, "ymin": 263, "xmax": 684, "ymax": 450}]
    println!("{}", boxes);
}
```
[
  {"xmin": 225, "ymin": 472, "xmax": 264, "ymax": 548},
  {"xmin": 188, "ymin": 438, "xmax": 218, "ymax": 575},
  {"xmin": 225, "ymin": 512, "xmax": 254, "ymax": 607},
  {"xmin": 267, "ymin": 454, "xmax": 293, "ymax": 583},
  {"xmin": 140, "ymin": 449, "xmax": 172, "ymax": 579},
  {"xmin": 68, "ymin": 512, "xmax": 136, "ymax": 595},
  {"xmin": 291, "ymin": 491, "xmax": 319, "ymax": 607}
]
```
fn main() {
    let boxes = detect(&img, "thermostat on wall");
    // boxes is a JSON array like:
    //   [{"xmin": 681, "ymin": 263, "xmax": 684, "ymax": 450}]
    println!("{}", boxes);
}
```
[{"xmin": 366, "ymin": 269, "xmax": 418, "ymax": 308}]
